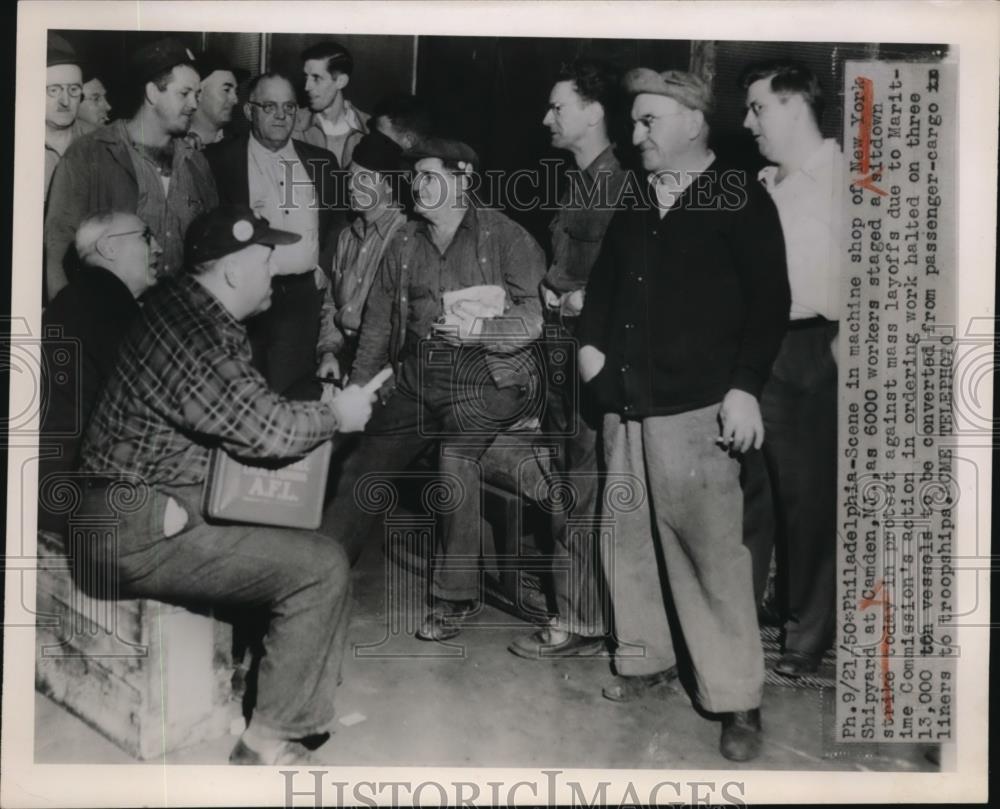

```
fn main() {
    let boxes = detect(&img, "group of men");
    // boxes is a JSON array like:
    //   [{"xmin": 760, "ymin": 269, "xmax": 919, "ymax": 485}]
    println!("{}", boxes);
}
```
[{"xmin": 39, "ymin": 31, "xmax": 843, "ymax": 765}]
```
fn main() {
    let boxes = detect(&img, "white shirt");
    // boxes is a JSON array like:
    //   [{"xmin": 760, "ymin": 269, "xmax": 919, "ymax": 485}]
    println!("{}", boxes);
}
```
[
  {"xmin": 759, "ymin": 138, "xmax": 843, "ymax": 321},
  {"xmin": 648, "ymin": 150, "xmax": 717, "ymax": 218},
  {"xmin": 247, "ymin": 135, "xmax": 320, "ymax": 275}
]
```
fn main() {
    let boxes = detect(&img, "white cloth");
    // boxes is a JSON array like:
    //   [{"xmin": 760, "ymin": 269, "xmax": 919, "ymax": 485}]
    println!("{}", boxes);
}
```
[
  {"xmin": 759, "ymin": 138, "xmax": 844, "ymax": 321},
  {"xmin": 648, "ymin": 150, "xmax": 716, "ymax": 217},
  {"xmin": 247, "ymin": 135, "xmax": 320, "ymax": 275}
]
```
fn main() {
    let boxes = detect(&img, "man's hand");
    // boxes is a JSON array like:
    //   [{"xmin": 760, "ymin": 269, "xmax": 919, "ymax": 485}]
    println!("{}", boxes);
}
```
[
  {"xmin": 327, "ymin": 384, "xmax": 375, "ymax": 433},
  {"xmin": 718, "ymin": 388, "xmax": 764, "ymax": 453},
  {"xmin": 560, "ymin": 289, "xmax": 585, "ymax": 317},
  {"xmin": 578, "ymin": 345, "xmax": 606, "ymax": 383},
  {"xmin": 543, "ymin": 287, "xmax": 561, "ymax": 310},
  {"xmin": 317, "ymin": 352, "xmax": 341, "ymax": 383}
]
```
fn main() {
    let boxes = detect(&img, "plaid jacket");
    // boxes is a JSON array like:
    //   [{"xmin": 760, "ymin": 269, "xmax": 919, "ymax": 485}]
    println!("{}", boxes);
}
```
[{"xmin": 80, "ymin": 275, "xmax": 340, "ymax": 486}]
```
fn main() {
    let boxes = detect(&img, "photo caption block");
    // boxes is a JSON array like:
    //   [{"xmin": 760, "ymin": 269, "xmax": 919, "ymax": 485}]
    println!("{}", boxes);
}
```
[{"xmin": 837, "ymin": 60, "xmax": 956, "ymax": 743}]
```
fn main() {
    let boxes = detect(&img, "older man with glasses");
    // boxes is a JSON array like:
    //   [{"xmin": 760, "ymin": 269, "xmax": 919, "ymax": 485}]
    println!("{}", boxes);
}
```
[
  {"xmin": 205, "ymin": 71, "xmax": 347, "ymax": 398},
  {"xmin": 38, "ymin": 211, "xmax": 162, "ymax": 535},
  {"xmin": 44, "ymin": 34, "xmax": 93, "ymax": 206}
]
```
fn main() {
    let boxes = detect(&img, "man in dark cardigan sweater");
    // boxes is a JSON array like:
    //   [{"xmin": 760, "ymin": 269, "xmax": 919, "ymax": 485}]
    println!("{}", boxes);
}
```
[{"xmin": 577, "ymin": 68, "xmax": 790, "ymax": 762}]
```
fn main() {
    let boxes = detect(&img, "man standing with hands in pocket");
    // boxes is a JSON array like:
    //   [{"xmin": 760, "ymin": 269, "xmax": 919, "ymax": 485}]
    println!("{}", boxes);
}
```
[{"xmin": 577, "ymin": 69, "xmax": 789, "ymax": 761}]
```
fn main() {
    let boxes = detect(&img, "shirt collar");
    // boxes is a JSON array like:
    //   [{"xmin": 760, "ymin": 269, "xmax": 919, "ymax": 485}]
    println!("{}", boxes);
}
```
[
  {"xmin": 582, "ymin": 144, "xmax": 620, "ymax": 181},
  {"xmin": 314, "ymin": 100, "xmax": 364, "ymax": 135},
  {"xmin": 758, "ymin": 138, "xmax": 838, "ymax": 189},
  {"xmin": 416, "ymin": 204, "xmax": 475, "ymax": 237},
  {"xmin": 181, "ymin": 274, "xmax": 241, "ymax": 330},
  {"xmin": 249, "ymin": 133, "xmax": 298, "ymax": 162},
  {"xmin": 352, "ymin": 205, "xmax": 405, "ymax": 239}
]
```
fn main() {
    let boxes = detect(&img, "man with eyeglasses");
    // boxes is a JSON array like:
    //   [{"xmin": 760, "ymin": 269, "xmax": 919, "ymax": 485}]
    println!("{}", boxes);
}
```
[
  {"xmin": 44, "ymin": 34, "xmax": 93, "ymax": 207},
  {"xmin": 206, "ymin": 71, "xmax": 347, "ymax": 397},
  {"xmin": 186, "ymin": 50, "xmax": 249, "ymax": 151},
  {"xmin": 45, "ymin": 37, "xmax": 219, "ymax": 299},
  {"xmin": 39, "ymin": 211, "xmax": 162, "ymax": 535}
]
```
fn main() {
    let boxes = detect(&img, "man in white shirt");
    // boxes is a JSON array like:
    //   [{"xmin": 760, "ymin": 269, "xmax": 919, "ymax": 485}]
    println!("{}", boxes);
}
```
[
  {"xmin": 740, "ymin": 60, "xmax": 843, "ymax": 677},
  {"xmin": 206, "ymin": 71, "xmax": 347, "ymax": 395},
  {"xmin": 294, "ymin": 41, "xmax": 370, "ymax": 167}
]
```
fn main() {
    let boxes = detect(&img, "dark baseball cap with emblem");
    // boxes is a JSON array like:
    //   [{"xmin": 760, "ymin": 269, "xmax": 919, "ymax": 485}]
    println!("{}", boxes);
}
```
[
  {"xmin": 185, "ymin": 205, "xmax": 301, "ymax": 266},
  {"xmin": 129, "ymin": 37, "xmax": 199, "ymax": 86},
  {"xmin": 402, "ymin": 137, "xmax": 479, "ymax": 171}
]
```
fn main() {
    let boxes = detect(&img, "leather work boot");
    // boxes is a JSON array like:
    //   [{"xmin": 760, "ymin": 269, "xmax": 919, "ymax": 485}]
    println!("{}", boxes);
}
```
[{"xmin": 719, "ymin": 708, "xmax": 763, "ymax": 762}]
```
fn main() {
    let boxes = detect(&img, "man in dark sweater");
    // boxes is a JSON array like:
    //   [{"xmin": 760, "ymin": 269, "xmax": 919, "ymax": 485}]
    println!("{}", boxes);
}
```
[
  {"xmin": 38, "ymin": 211, "xmax": 162, "ymax": 533},
  {"xmin": 576, "ymin": 69, "xmax": 790, "ymax": 762}
]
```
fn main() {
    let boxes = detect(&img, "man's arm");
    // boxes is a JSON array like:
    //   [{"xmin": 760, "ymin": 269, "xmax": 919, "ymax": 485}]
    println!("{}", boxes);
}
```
[
  {"xmin": 316, "ymin": 231, "xmax": 350, "ymax": 369},
  {"xmin": 478, "ymin": 221, "xmax": 545, "ymax": 351},
  {"xmin": 44, "ymin": 147, "xmax": 89, "ymax": 298},
  {"xmin": 348, "ymin": 238, "xmax": 402, "ymax": 387}
]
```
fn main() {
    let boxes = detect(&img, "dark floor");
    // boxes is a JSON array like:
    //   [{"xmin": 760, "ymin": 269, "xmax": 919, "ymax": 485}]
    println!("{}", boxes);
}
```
[{"xmin": 35, "ymin": 538, "xmax": 938, "ymax": 772}]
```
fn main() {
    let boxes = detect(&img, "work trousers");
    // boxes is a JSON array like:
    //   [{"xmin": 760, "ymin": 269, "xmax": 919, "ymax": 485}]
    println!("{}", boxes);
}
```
[
  {"xmin": 323, "ymin": 348, "xmax": 526, "ymax": 602},
  {"xmin": 540, "ymin": 317, "xmax": 607, "ymax": 637},
  {"xmin": 745, "ymin": 320, "xmax": 838, "ymax": 655},
  {"xmin": 76, "ymin": 482, "xmax": 351, "ymax": 740},
  {"xmin": 603, "ymin": 406, "xmax": 764, "ymax": 713}
]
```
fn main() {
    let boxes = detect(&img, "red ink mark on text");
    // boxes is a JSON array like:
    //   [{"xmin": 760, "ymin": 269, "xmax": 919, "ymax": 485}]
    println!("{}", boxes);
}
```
[
  {"xmin": 854, "ymin": 77, "xmax": 888, "ymax": 197},
  {"xmin": 860, "ymin": 578, "xmax": 894, "ymax": 723}
]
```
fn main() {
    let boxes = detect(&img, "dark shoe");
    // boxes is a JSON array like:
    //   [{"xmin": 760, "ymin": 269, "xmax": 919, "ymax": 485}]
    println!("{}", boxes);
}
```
[
  {"xmin": 774, "ymin": 650, "xmax": 823, "ymax": 678},
  {"xmin": 508, "ymin": 628, "xmax": 605, "ymax": 659},
  {"xmin": 415, "ymin": 599, "xmax": 478, "ymax": 642},
  {"xmin": 228, "ymin": 738, "xmax": 312, "ymax": 765},
  {"xmin": 601, "ymin": 667, "xmax": 679, "ymax": 702},
  {"xmin": 720, "ymin": 709, "xmax": 762, "ymax": 762}
]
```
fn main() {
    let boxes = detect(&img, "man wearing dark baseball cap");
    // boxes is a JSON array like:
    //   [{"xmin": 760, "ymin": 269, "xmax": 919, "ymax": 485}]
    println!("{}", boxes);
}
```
[
  {"xmin": 576, "ymin": 68, "xmax": 790, "ymax": 761},
  {"xmin": 187, "ymin": 49, "xmax": 250, "ymax": 150},
  {"xmin": 323, "ymin": 133, "xmax": 547, "ymax": 637},
  {"xmin": 316, "ymin": 129, "xmax": 407, "ymax": 383},
  {"xmin": 77, "ymin": 203, "xmax": 376, "ymax": 765},
  {"xmin": 45, "ymin": 36, "xmax": 219, "ymax": 298}
]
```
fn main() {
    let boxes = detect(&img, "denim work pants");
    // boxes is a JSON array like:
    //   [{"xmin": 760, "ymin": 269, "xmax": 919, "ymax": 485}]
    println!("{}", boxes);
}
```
[
  {"xmin": 540, "ymin": 316, "xmax": 607, "ymax": 637},
  {"xmin": 603, "ymin": 406, "xmax": 764, "ymax": 713},
  {"xmin": 76, "ymin": 482, "xmax": 351, "ymax": 740},
  {"xmin": 751, "ymin": 321, "xmax": 839, "ymax": 655},
  {"xmin": 323, "ymin": 347, "xmax": 527, "ymax": 602}
]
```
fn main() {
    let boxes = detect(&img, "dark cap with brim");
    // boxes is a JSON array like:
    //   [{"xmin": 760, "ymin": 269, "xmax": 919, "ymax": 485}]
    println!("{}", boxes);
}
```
[
  {"xmin": 129, "ymin": 37, "xmax": 198, "ymax": 86},
  {"xmin": 350, "ymin": 130, "xmax": 405, "ymax": 174},
  {"xmin": 48, "ymin": 33, "xmax": 80, "ymax": 68},
  {"xmin": 186, "ymin": 205, "xmax": 301, "ymax": 266},
  {"xmin": 196, "ymin": 49, "xmax": 250, "ymax": 84},
  {"xmin": 403, "ymin": 137, "xmax": 479, "ymax": 172},
  {"xmin": 623, "ymin": 68, "xmax": 714, "ymax": 114}
]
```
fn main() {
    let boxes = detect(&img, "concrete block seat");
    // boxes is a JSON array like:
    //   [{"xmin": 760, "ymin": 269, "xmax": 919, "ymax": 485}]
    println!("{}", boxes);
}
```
[{"xmin": 34, "ymin": 528, "xmax": 241, "ymax": 760}]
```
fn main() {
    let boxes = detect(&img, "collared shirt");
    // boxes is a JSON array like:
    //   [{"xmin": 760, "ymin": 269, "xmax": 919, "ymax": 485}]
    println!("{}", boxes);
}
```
[
  {"xmin": 544, "ymin": 145, "xmax": 627, "ymax": 295},
  {"xmin": 648, "ymin": 149, "xmax": 717, "ymax": 215},
  {"xmin": 292, "ymin": 100, "xmax": 368, "ymax": 167},
  {"xmin": 44, "ymin": 119, "xmax": 93, "ymax": 205},
  {"xmin": 80, "ymin": 275, "xmax": 340, "ymax": 486},
  {"xmin": 758, "ymin": 138, "xmax": 844, "ymax": 321},
  {"xmin": 316, "ymin": 205, "xmax": 406, "ymax": 356},
  {"xmin": 247, "ymin": 135, "xmax": 320, "ymax": 275},
  {"xmin": 184, "ymin": 127, "xmax": 225, "ymax": 152},
  {"xmin": 577, "ymin": 159, "xmax": 790, "ymax": 418}
]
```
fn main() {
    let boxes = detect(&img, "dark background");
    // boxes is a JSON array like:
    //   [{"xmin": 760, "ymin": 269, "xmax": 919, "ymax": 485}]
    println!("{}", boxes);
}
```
[{"xmin": 51, "ymin": 30, "xmax": 946, "ymax": 242}]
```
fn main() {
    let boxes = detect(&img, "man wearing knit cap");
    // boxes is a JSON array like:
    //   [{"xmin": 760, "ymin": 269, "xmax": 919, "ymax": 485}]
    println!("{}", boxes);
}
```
[
  {"xmin": 324, "ymin": 137, "xmax": 546, "ymax": 634},
  {"xmin": 185, "ymin": 49, "xmax": 249, "ymax": 150},
  {"xmin": 44, "ymin": 34, "xmax": 93, "ymax": 207},
  {"xmin": 205, "ymin": 71, "xmax": 347, "ymax": 396},
  {"xmin": 45, "ymin": 36, "xmax": 218, "ymax": 297},
  {"xmin": 316, "ymin": 129, "xmax": 408, "ymax": 380},
  {"xmin": 576, "ymin": 67, "xmax": 790, "ymax": 761}
]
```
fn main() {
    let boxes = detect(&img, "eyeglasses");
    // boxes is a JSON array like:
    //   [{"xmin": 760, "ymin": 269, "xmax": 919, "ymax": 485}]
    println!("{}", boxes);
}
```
[
  {"xmin": 107, "ymin": 226, "xmax": 154, "ymax": 245},
  {"xmin": 46, "ymin": 83, "xmax": 83, "ymax": 99},
  {"xmin": 248, "ymin": 101, "xmax": 298, "ymax": 117}
]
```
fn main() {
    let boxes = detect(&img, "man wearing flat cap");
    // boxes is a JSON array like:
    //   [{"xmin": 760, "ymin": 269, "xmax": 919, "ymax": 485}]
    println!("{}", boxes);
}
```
[
  {"xmin": 325, "ymin": 136, "xmax": 546, "ymax": 638},
  {"xmin": 77, "ymin": 204, "xmax": 376, "ymax": 766},
  {"xmin": 45, "ymin": 36, "xmax": 218, "ymax": 298},
  {"xmin": 206, "ymin": 71, "xmax": 348, "ymax": 396},
  {"xmin": 315, "ymin": 129, "xmax": 408, "ymax": 382},
  {"xmin": 44, "ymin": 34, "xmax": 93, "ymax": 208},
  {"xmin": 185, "ymin": 49, "xmax": 249, "ymax": 150},
  {"xmin": 576, "ymin": 68, "xmax": 790, "ymax": 761}
]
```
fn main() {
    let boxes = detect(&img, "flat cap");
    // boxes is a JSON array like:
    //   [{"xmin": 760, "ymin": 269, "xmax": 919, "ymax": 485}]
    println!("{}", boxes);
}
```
[
  {"xmin": 623, "ymin": 68, "xmax": 714, "ymax": 114},
  {"xmin": 47, "ymin": 33, "xmax": 79, "ymax": 68},
  {"xmin": 129, "ymin": 37, "xmax": 197, "ymax": 86},
  {"xmin": 186, "ymin": 205, "xmax": 300, "ymax": 266},
  {"xmin": 351, "ymin": 130, "xmax": 404, "ymax": 174},
  {"xmin": 196, "ymin": 48, "xmax": 250, "ymax": 84},
  {"xmin": 403, "ymin": 137, "xmax": 479, "ymax": 172}
]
